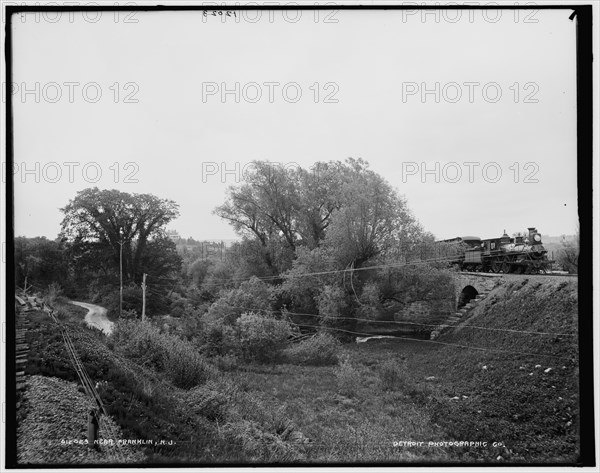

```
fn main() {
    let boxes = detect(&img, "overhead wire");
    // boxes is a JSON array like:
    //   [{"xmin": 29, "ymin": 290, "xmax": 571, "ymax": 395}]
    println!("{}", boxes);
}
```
[
  {"xmin": 222, "ymin": 305, "xmax": 578, "ymax": 338},
  {"xmin": 288, "ymin": 322, "xmax": 575, "ymax": 361}
]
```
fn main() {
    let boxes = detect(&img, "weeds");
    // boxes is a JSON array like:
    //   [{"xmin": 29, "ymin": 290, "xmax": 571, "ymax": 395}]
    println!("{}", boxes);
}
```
[
  {"xmin": 283, "ymin": 332, "xmax": 341, "ymax": 366},
  {"xmin": 378, "ymin": 359, "xmax": 407, "ymax": 391},
  {"xmin": 110, "ymin": 319, "xmax": 215, "ymax": 389},
  {"xmin": 335, "ymin": 354, "xmax": 362, "ymax": 397}
]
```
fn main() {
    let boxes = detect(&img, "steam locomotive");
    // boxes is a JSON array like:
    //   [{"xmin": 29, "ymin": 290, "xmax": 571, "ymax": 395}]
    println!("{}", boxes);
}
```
[{"xmin": 437, "ymin": 227, "xmax": 553, "ymax": 274}]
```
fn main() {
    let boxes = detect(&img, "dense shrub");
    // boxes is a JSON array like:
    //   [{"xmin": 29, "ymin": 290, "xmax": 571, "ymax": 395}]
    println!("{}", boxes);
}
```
[
  {"xmin": 111, "ymin": 319, "xmax": 168, "ymax": 370},
  {"xmin": 220, "ymin": 420, "xmax": 300, "ymax": 462},
  {"xmin": 335, "ymin": 354, "xmax": 361, "ymax": 397},
  {"xmin": 205, "ymin": 277, "xmax": 275, "ymax": 326},
  {"xmin": 182, "ymin": 381, "xmax": 230, "ymax": 422},
  {"xmin": 165, "ymin": 337, "xmax": 215, "ymax": 389},
  {"xmin": 200, "ymin": 319, "xmax": 238, "ymax": 356},
  {"xmin": 236, "ymin": 312, "xmax": 292, "ymax": 362},
  {"xmin": 283, "ymin": 332, "xmax": 341, "ymax": 366},
  {"xmin": 278, "ymin": 246, "xmax": 338, "ymax": 314},
  {"xmin": 356, "ymin": 281, "xmax": 380, "ymax": 320},
  {"xmin": 98, "ymin": 284, "xmax": 146, "ymax": 319},
  {"xmin": 110, "ymin": 319, "xmax": 214, "ymax": 389},
  {"xmin": 188, "ymin": 258, "xmax": 214, "ymax": 287},
  {"xmin": 317, "ymin": 285, "xmax": 349, "ymax": 328}
]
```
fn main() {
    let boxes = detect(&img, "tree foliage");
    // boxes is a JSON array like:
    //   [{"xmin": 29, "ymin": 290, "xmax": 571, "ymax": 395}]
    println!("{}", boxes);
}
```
[
  {"xmin": 204, "ymin": 276, "xmax": 275, "ymax": 326},
  {"xmin": 557, "ymin": 231, "xmax": 579, "ymax": 274},
  {"xmin": 14, "ymin": 236, "xmax": 70, "ymax": 291},
  {"xmin": 323, "ymin": 159, "xmax": 419, "ymax": 267},
  {"xmin": 215, "ymin": 159, "xmax": 425, "ymax": 273},
  {"xmin": 213, "ymin": 159, "xmax": 436, "ymax": 336},
  {"xmin": 60, "ymin": 187, "xmax": 180, "ymax": 283}
]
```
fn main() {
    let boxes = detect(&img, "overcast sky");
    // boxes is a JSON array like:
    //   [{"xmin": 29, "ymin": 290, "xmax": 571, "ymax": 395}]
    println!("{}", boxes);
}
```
[{"xmin": 10, "ymin": 7, "xmax": 579, "ymax": 241}]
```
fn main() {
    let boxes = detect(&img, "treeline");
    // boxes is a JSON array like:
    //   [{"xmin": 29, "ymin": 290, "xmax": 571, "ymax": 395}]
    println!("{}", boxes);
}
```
[
  {"xmin": 16, "ymin": 187, "xmax": 182, "ymax": 315},
  {"xmin": 16, "ymin": 159, "xmax": 457, "ymax": 350},
  {"xmin": 182, "ymin": 159, "xmax": 457, "ymax": 357}
]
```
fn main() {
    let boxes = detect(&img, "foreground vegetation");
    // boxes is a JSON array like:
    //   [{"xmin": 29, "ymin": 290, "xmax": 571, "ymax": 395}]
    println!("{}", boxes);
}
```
[{"xmin": 21, "ymin": 276, "xmax": 579, "ymax": 464}]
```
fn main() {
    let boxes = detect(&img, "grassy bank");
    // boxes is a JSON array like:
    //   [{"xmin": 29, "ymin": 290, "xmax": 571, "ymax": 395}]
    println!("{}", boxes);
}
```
[
  {"xmin": 19, "ymin": 277, "xmax": 579, "ymax": 464},
  {"xmin": 238, "ymin": 277, "xmax": 579, "ymax": 463}
]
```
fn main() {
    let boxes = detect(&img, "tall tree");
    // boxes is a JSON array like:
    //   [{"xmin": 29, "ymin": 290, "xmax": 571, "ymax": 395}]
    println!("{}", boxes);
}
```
[
  {"xmin": 215, "ymin": 159, "xmax": 426, "ymax": 271},
  {"xmin": 292, "ymin": 161, "xmax": 347, "ymax": 248},
  {"xmin": 60, "ymin": 188, "xmax": 179, "ymax": 282},
  {"xmin": 324, "ymin": 159, "xmax": 418, "ymax": 268},
  {"xmin": 217, "ymin": 162, "xmax": 297, "ymax": 240},
  {"xmin": 214, "ymin": 161, "xmax": 300, "ymax": 270}
]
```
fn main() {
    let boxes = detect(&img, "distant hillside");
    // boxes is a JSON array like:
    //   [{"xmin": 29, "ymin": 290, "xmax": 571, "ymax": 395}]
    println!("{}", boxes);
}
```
[{"xmin": 542, "ymin": 235, "xmax": 576, "ymax": 244}]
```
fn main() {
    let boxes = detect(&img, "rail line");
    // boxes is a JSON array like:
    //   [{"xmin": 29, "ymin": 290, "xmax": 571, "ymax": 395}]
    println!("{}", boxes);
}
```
[
  {"xmin": 14, "ymin": 291, "xmax": 127, "ymax": 463},
  {"xmin": 14, "ymin": 294, "xmax": 32, "ymax": 404}
]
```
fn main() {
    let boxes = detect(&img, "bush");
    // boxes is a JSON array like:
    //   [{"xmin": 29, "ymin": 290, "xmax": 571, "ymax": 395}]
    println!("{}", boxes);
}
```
[
  {"xmin": 283, "ymin": 332, "xmax": 341, "ymax": 366},
  {"xmin": 356, "ymin": 281, "xmax": 380, "ymax": 320},
  {"xmin": 378, "ymin": 359, "xmax": 407, "ymax": 391},
  {"xmin": 164, "ymin": 337, "xmax": 215, "ymax": 389},
  {"xmin": 335, "ymin": 354, "xmax": 361, "ymax": 397},
  {"xmin": 200, "ymin": 320, "xmax": 238, "ymax": 356},
  {"xmin": 110, "ymin": 318, "xmax": 214, "ymax": 389},
  {"xmin": 236, "ymin": 312, "xmax": 292, "ymax": 362},
  {"xmin": 220, "ymin": 393, "xmax": 303, "ymax": 461},
  {"xmin": 205, "ymin": 277, "xmax": 275, "ymax": 326},
  {"xmin": 317, "ymin": 285, "xmax": 349, "ymax": 329},
  {"xmin": 111, "ymin": 319, "xmax": 167, "ymax": 370},
  {"xmin": 182, "ymin": 381, "xmax": 230, "ymax": 421},
  {"xmin": 220, "ymin": 420, "xmax": 300, "ymax": 462},
  {"xmin": 278, "ymin": 246, "xmax": 338, "ymax": 314}
]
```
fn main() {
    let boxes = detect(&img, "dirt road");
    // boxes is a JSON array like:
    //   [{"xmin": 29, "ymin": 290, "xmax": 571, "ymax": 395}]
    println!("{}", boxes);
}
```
[{"xmin": 71, "ymin": 301, "xmax": 114, "ymax": 335}]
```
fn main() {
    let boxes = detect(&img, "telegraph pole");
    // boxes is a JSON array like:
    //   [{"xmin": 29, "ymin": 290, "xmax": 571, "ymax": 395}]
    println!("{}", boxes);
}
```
[
  {"xmin": 119, "ymin": 230, "xmax": 124, "ymax": 318},
  {"xmin": 141, "ymin": 273, "xmax": 147, "ymax": 321}
]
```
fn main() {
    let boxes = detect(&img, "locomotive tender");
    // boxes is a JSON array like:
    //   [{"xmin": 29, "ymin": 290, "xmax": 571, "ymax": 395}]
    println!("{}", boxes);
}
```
[{"xmin": 437, "ymin": 227, "xmax": 552, "ymax": 274}]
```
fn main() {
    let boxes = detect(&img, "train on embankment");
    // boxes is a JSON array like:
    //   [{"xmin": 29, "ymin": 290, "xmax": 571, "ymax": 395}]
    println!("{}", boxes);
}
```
[{"xmin": 437, "ymin": 227, "xmax": 553, "ymax": 274}]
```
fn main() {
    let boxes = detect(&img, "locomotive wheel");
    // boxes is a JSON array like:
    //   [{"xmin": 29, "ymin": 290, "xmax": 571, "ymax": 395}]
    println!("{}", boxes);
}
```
[
  {"xmin": 501, "ymin": 259, "xmax": 511, "ymax": 274},
  {"xmin": 491, "ymin": 261, "xmax": 501, "ymax": 273}
]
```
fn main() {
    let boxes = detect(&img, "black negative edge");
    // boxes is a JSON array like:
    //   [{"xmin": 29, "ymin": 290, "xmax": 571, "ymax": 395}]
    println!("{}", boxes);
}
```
[
  {"xmin": 2, "ymin": 3, "xmax": 595, "ymax": 469},
  {"xmin": 4, "ymin": 5, "xmax": 17, "ymax": 470},
  {"xmin": 574, "ymin": 4, "xmax": 596, "ymax": 469}
]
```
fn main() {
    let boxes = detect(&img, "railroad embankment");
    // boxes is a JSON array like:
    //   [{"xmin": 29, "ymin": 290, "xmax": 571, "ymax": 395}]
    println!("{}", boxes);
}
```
[{"xmin": 410, "ymin": 275, "xmax": 580, "ymax": 461}]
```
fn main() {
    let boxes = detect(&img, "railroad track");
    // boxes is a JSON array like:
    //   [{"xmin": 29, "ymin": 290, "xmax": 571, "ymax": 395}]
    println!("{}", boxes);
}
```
[
  {"xmin": 14, "ymin": 294, "xmax": 36, "ymax": 406},
  {"xmin": 14, "ymin": 291, "xmax": 127, "ymax": 462}
]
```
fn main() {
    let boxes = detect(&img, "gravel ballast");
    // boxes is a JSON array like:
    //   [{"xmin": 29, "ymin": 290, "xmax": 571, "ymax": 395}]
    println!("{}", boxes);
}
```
[{"xmin": 17, "ymin": 375, "xmax": 145, "ymax": 465}]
